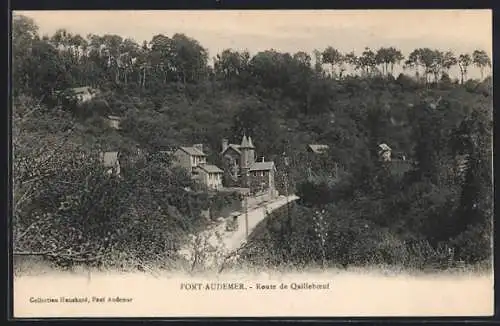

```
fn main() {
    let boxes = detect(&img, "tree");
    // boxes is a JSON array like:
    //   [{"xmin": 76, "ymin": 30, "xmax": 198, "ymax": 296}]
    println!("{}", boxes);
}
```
[
  {"xmin": 12, "ymin": 14, "xmax": 40, "ymax": 96},
  {"xmin": 375, "ymin": 47, "xmax": 404, "ymax": 77},
  {"xmin": 441, "ymin": 51, "xmax": 458, "ymax": 77},
  {"xmin": 118, "ymin": 38, "xmax": 140, "ymax": 85},
  {"xmin": 410, "ymin": 100, "xmax": 447, "ymax": 184},
  {"xmin": 388, "ymin": 47, "xmax": 405, "ymax": 76},
  {"xmin": 170, "ymin": 33, "xmax": 209, "ymax": 84},
  {"xmin": 428, "ymin": 50, "xmax": 445, "ymax": 84},
  {"xmin": 322, "ymin": 47, "xmax": 344, "ymax": 79},
  {"xmin": 472, "ymin": 50, "xmax": 491, "ymax": 80},
  {"xmin": 405, "ymin": 49, "xmax": 422, "ymax": 79},
  {"xmin": 344, "ymin": 51, "xmax": 359, "ymax": 75},
  {"xmin": 458, "ymin": 54, "xmax": 472, "ymax": 85},
  {"xmin": 293, "ymin": 51, "xmax": 312, "ymax": 67},
  {"xmin": 312, "ymin": 49, "xmax": 323, "ymax": 74},
  {"xmin": 358, "ymin": 47, "xmax": 377, "ymax": 77},
  {"xmin": 149, "ymin": 34, "xmax": 175, "ymax": 84},
  {"xmin": 451, "ymin": 104, "xmax": 492, "ymax": 260},
  {"xmin": 418, "ymin": 48, "xmax": 440, "ymax": 85},
  {"xmin": 214, "ymin": 49, "xmax": 250, "ymax": 86}
]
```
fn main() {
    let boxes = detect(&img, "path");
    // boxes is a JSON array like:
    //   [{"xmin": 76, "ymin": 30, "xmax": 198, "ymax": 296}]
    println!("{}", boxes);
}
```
[
  {"xmin": 178, "ymin": 195, "xmax": 299, "ymax": 267},
  {"xmin": 222, "ymin": 195, "xmax": 299, "ymax": 251}
]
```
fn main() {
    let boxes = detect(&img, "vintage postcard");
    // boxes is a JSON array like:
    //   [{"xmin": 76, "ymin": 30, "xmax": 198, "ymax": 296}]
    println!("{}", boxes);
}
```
[{"xmin": 11, "ymin": 9, "xmax": 493, "ymax": 318}]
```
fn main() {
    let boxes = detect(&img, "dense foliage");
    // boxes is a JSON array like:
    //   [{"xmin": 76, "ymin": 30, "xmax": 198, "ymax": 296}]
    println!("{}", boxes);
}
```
[{"xmin": 12, "ymin": 14, "xmax": 492, "ymax": 271}]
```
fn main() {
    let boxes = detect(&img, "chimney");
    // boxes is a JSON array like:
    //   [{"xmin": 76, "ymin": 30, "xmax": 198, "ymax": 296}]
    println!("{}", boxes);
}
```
[
  {"xmin": 193, "ymin": 144, "xmax": 203, "ymax": 153},
  {"xmin": 222, "ymin": 139, "xmax": 228, "ymax": 152}
]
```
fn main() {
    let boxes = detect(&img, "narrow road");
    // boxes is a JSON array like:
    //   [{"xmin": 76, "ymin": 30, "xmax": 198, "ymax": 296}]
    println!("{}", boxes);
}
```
[
  {"xmin": 178, "ymin": 195, "xmax": 299, "ymax": 268},
  {"xmin": 222, "ymin": 195, "xmax": 299, "ymax": 251}
]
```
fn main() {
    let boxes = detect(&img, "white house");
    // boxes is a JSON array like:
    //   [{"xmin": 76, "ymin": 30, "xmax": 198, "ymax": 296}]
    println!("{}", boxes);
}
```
[
  {"xmin": 196, "ymin": 164, "xmax": 224, "ymax": 190},
  {"xmin": 69, "ymin": 86, "xmax": 99, "ymax": 103},
  {"xmin": 307, "ymin": 144, "xmax": 329, "ymax": 154},
  {"xmin": 173, "ymin": 144, "xmax": 207, "ymax": 174},
  {"xmin": 106, "ymin": 115, "xmax": 122, "ymax": 130},
  {"xmin": 100, "ymin": 151, "xmax": 121, "ymax": 176},
  {"xmin": 378, "ymin": 143, "xmax": 392, "ymax": 162}
]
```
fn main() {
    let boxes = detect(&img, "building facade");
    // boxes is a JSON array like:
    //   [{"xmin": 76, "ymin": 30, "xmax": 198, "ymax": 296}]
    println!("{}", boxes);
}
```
[
  {"xmin": 378, "ymin": 143, "xmax": 392, "ymax": 162},
  {"xmin": 173, "ymin": 144, "xmax": 207, "ymax": 175},
  {"xmin": 195, "ymin": 164, "xmax": 224, "ymax": 190},
  {"xmin": 221, "ymin": 135, "xmax": 277, "ymax": 196},
  {"xmin": 249, "ymin": 160, "xmax": 277, "ymax": 194},
  {"xmin": 173, "ymin": 144, "xmax": 226, "ymax": 190},
  {"xmin": 100, "ymin": 151, "xmax": 121, "ymax": 176},
  {"xmin": 307, "ymin": 144, "xmax": 329, "ymax": 155},
  {"xmin": 106, "ymin": 115, "xmax": 122, "ymax": 130},
  {"xmin": 70, "ymin": 86, "xmax": 99, "ymax": 103}
]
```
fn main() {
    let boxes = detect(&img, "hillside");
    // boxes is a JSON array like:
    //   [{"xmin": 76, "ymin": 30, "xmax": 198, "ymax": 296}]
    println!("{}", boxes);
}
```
[{"xmin": 12, "ymin": 14, "xmax": 493, "ymax": 272}]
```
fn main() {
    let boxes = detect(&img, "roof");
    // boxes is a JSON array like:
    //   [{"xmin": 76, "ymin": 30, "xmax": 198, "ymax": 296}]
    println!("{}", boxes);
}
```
[
  {"xmin": 108, "ymin": 115, "xmax": 122, "ymax": 120},
  {"xmin": 240, "ymin": 135, "xmax": 249, "ymax": 148},
  {"xmin": 197, "ymin": 164, "xmax": 223, "ymax": 174},
  {"xmin": 308, "ymin": 144, "xmax": 329, "ymax": 154},
  {"xmin": 178, "ymin": 146, "xmax": 206, "ymax": 156},
  {"xmin": 240, "ymin": 135, "xmax": 255, "ymax": 149},
  {"xmin": 222, "ymin": 144, "xmax": 241, "ymax": 155},
  {"xmin": 378, "ymin": 143, "xmax": 392, "ymax": 151},
  {"xmin": 250, "ymin": 161, "xmax": 275, "ymax": 171},
  {"xmin": 101, "ymin": 151, "xmax": 119, "ymax": 167},
  {"xmin": 247, "ymin": 136, "xmax": 255, "ymax": 148},
  {"xmin": 70, "ymin": 86, "xmax": 94, "ymax": 94}
]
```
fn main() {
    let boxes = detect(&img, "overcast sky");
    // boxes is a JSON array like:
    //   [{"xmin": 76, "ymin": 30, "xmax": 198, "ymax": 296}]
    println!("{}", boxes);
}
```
[{"xmin": 17, "ymin": 10, "xmax": 492, "ymax": 78}]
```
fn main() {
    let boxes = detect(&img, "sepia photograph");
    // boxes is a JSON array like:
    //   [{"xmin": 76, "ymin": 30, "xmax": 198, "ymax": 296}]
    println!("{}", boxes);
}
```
[{"xmin": 11, "ymin": 9, "xmax": 493, "ymax": 318}]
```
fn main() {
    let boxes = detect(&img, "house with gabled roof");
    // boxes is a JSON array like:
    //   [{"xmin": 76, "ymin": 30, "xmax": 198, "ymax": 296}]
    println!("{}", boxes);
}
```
[
  {"xmin": 378, "ymin": 143, "xmax": 392, "ymax": 162},
  {"xmin": 307, "ymin": 144, "xmax": 329, "ymax": 154},
  {"xmin": 173, "ymin": 144, "xmax": 207, "ymax": 174},
  {"xmin": 195, "ymin": 164, "xmax": 224, "ymax": 190},
  {"xmin": 221, "ymin": 135, "xmax": 254, "ymax": 182},
  {"xmin": 221, "ymin": 135, "xmax": 277, "ymax": 195},
  {"xmin": 65, "ymin": 86, "xmax": 100, "ymax": 103},
  {"xmin": 106, "ymin": 115, "xmax": 122, "ymax": 130},
  {"xmin": 99, "ymin": 151, "xmax": 121, "ymax": 176},
  {"xmin": 249, "ymin": 159, "xmax": 277, "ymax": 194}
]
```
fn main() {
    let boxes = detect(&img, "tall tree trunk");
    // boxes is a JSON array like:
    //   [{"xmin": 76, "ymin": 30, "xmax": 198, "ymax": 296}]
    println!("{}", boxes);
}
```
[{"xmin": 143, "ymin": 68, "xmax": 146, "ymax": 89}]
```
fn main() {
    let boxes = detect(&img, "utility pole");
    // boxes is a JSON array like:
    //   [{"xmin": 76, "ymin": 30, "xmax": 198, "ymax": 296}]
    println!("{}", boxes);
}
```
[
  {"xmin": 245, "ymin": 171, "xmax": 249, "ymax": 239},
  {"xmin": 245, "ymin": 193, "xmax": 249, "ymax": 239},
  {"xmin": 283, "ymin": 151, "xmax": 290, "ymax": 210},
  {"xmin": 282, "ymin": 149, "xmax": 291, "ymax": 257}
]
